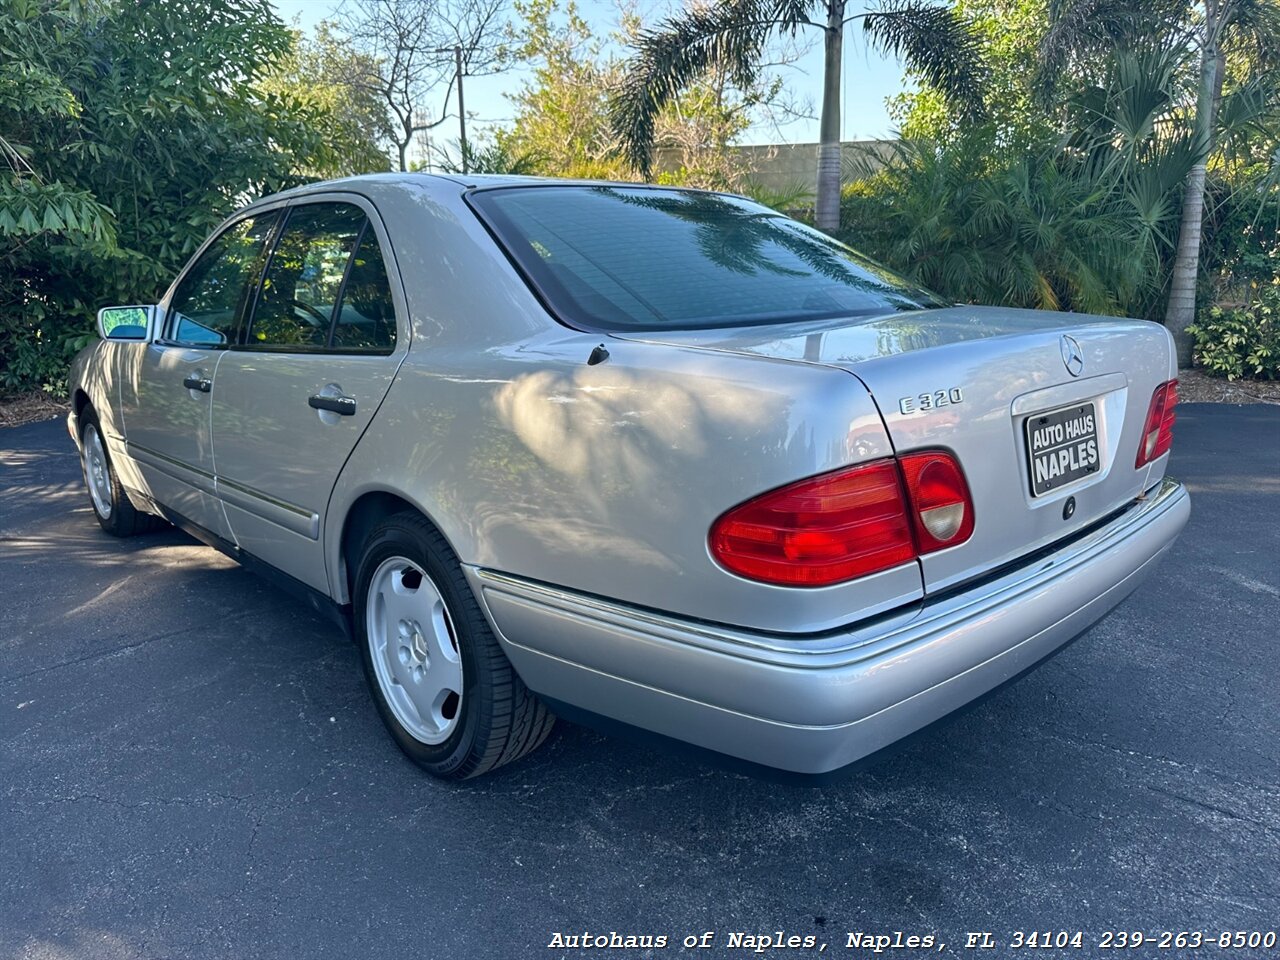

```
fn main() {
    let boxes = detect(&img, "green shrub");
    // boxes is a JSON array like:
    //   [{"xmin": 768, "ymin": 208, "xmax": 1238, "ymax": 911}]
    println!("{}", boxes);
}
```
[
  {"xmin": 1, "ymin": 0, "xmax": 344, "ymax": 398},
  {"xmin": 836, "ymin": 137, "xmax": 1165, "ymax": 318},
  {"xmin": 1187, "ymin": 284, "xmax": 1280, "ymax": 381}
]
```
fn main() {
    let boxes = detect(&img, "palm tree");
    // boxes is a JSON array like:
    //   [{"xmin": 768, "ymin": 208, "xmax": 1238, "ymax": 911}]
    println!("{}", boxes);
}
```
[
  {"xmin": 1039, "ymin": 0, "xmax": 1280, "ymax": 364},
  {"xmin": 609, "ymin": 0, "xmax": 987, "ymax": 234}
]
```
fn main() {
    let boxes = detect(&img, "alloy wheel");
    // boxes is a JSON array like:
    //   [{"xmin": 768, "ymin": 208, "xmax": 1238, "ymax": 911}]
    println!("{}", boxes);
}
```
[
  {"xmin": 365, "ymin": 555, "xmax": 464, "ymax": 744},
  {"xmin": 82, "ymin": 423, "xmax": 112, "ymax": 520}
]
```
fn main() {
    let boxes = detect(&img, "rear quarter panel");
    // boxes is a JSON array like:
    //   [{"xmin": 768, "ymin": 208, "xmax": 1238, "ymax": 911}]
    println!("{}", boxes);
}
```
[{"xmin": 325, "ymin": 182, "xmax": 921, "ymax": 634}]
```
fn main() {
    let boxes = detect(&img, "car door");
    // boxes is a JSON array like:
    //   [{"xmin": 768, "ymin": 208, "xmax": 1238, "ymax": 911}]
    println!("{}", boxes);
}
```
[
  {"xmin": 119, "ymin": 211, "xmax": 281, "ymax": 542},
  {"xmin": 210, "ymin": 197, "xmax": 408, "ymax": 591}
]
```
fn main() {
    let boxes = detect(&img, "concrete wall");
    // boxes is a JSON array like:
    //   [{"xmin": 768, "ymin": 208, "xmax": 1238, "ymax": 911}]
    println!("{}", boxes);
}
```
[{"xmin": 653, "ymin": 140, "xmax": 893, "ymax": 197}]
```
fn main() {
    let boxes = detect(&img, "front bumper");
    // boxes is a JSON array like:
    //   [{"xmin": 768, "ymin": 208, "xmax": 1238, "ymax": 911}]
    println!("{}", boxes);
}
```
[{"xmin": 467, "ymin": 478, "xmax": 1190, "ymax": 775}]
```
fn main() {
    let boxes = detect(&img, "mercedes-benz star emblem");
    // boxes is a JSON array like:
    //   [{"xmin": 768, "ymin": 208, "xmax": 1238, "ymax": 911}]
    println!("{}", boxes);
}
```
[{"xmin": 1060, "ymin": 334, "xmax": 1085, "ymax": 377}]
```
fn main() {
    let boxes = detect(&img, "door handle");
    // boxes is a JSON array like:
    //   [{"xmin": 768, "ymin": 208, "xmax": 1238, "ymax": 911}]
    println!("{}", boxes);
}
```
[
  {"xmin": 308, "ymin": 394, "xmax": 357, "ymax": 416},
  {"xmin": 182, "ymin": 375, "xmax": 212, "ymax": 393}
]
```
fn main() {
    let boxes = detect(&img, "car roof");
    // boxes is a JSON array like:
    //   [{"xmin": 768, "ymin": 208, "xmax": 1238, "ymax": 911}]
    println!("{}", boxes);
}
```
[
  {"xmin": 237, "ymin": 172, "xmax": 462, "ymax": 208},
  {"xmin": 238, "ymin": 172, "xmax": 744, "ymax": 212}
]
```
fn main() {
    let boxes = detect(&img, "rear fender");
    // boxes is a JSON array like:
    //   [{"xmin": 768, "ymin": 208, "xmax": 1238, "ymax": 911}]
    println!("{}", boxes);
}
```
[{"xmin": 325, "ymin": 332, "xmax": 922, "ymax": 634}]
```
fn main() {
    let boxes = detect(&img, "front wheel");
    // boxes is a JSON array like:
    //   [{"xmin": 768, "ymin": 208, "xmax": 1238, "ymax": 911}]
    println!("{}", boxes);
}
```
[
  {"xmin": 79, "ymin": 412, "xmax": 163, "ymax": 537},
  {"xmin": 353, "ymin": 511, "xmax": 554, "ymax": 779}
]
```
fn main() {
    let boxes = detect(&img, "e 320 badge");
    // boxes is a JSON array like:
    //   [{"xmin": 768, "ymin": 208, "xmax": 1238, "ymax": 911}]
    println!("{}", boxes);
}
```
[{"xmin": 899, "ymin": 387, "xmax": 964, "ymax": 415}]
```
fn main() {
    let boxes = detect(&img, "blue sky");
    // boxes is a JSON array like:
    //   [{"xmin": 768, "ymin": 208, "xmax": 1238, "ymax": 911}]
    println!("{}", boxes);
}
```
[{"xmin": 271, "ymin": 0, "xmax": 909, "ymax": 146}]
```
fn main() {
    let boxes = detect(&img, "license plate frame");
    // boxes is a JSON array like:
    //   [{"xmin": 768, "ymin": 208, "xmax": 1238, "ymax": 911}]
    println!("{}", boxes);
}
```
[{"xmin": 1024, "ymin": 402, "xmax": 1101, "ymax": 497}]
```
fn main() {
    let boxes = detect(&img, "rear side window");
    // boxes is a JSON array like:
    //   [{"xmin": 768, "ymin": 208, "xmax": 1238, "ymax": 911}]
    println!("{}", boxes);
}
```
[
  {"xmin": 248, "ymin": 203, "xmax": 366, "ymax": 350},
  {"xmin": 331, "ymin": 226, "xmax": 397, "ymax": 352},
  {"xmin": 469, "ymin": 186, "xmax": 945, "ymax": 331},
  {"xmin": 166, "ymin": 213, "xmax": 278, "ymax": 346}
]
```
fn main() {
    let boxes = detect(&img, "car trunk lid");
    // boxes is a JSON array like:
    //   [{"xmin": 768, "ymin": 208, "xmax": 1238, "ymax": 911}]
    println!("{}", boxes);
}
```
[{"xmin": 611, "ymin": 305, "xmax": 1176, "ymax": 593}]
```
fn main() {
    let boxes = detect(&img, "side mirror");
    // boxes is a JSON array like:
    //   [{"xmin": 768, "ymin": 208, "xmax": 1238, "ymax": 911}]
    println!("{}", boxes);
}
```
[{"xmin": 97, "ymin": 305, "xmax": 158, "ymax": 341}]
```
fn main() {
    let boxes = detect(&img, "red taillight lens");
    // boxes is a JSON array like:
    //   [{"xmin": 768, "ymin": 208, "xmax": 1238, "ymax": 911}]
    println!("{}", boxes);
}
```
[
  {"xmin": 898, "ymin": 451, "xmax": 976, "ymax": 554},
  {"xmin": 1135, "ymin": 379, "xmax": 1178, "ymax": 468},
  {"xmin": 709, "ymin": 451, "xmax": 976, "ymax": 587},
  {"xmin": 708, "ymin": 459, "xmax": 915, "ymax": 586}
]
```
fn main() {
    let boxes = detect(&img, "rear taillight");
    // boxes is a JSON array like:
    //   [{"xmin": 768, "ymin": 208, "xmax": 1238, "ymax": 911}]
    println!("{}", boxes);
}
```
[
  {"xmin": 898, "ymin": 451, "xmax": 976, "ymax": 554},
  {"xmin": 708, "ymin": 460, "xmax": 915, "ymax": 587},
  {"xmin": 709, "ymin": 451, "xmax": 975, "ymax": 587},
  {"xmin": 1135, "ymin": 379, "xmax": 1178, "ymax": 468}
]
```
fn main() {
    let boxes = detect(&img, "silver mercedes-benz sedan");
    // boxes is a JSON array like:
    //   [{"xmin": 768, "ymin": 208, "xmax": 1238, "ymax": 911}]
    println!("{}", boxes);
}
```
[{"xmin": 68, "ymin": 174, "xmax": 1190, "ymax": 780}]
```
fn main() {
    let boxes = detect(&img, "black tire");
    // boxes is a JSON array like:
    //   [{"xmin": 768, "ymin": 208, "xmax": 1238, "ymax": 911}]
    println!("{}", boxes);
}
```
[
  {"xmin": 353, "ymin": 511, "xmax": 555, "ymax": 779},
  {"xmin": 79, "ymin": 410, "xmax": 166, "ymax": 537}
]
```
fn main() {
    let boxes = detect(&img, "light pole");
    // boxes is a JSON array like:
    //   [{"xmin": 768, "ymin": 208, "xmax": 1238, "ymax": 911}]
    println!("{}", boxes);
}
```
[
  {"xmin": 454, "ymin": 45, "xmax": 467, "ymax": 173},
  {"xmin": 434, "ymin": 44, "xmax": 468, "ymax": 173}
]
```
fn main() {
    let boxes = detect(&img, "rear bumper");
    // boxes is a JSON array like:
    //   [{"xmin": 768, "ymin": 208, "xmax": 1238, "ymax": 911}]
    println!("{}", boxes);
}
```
[{"xmin": 467, "ymin": 478, "xmax": 1190, "ymax": 775}]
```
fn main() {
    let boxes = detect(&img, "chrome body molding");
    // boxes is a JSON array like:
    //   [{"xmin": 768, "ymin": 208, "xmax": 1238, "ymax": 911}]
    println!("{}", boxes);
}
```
[
  {"xmin": 214, "ymin": 475, "xmax": 320, "ymax": 541},
  {"xmin": 126, "ymin": 441, "xmax": 218, "ymax": 497},
  {"xmin": 466, "ymin": 479, "xmax": 1190, "ymax": 774}
]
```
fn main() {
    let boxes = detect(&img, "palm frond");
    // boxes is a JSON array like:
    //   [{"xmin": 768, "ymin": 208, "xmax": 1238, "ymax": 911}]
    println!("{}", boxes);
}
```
[
  {"xmin": 1224, "ymin": 0, "xmax": 1280, "ymax": 63},
  {"xmin": 862, "ymin": 0, "xmax": 987, "ymax": 120},
  {"xmin": 1216, "ymin": 75, "xmax": 1280, "ymax": 151},
  {"xmin": 436, "ymin": 139, "xmax": 545, "ymax": 175},
  {"xmin": 609, "ymin": 0, "xmax": 810, "ymax": 177},
  {"xmin": 739, "ymin": 176, "xmax": 814, "ymax": 212},
  {"xmin": 1036, "ymin": 0, "xmax": 1177, "ymax": 103}
]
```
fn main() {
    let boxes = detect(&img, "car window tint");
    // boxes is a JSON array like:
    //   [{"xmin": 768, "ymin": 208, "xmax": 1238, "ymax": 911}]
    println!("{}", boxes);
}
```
[
  {"xmin": 470, "ymin": 186, "xmax": 947, "ymax": 331},
  {"xmin": 248, "ymin": 203, "xmax": 365, "ymax": 350},
  {"xmin": 331, "ymin": 226, "xmax": 397, "ymax": 352},
  {"xmin": 167, "ymin": 214, "xmax": 278, "ymax": 346}
]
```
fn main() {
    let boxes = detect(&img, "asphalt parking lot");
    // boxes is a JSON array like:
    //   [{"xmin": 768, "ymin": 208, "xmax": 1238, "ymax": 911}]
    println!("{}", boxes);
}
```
[{"xmin": 1, "ymin": 405, "xmax": 1278, "ymax": 959}]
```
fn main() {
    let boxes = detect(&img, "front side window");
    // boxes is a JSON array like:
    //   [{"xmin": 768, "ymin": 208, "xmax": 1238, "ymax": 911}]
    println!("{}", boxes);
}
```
[
  {"xmin": 468, "ymin": 186, "xmax": 946, "ymax": 331},
  {"xmin": 167, "ymin": 213, "xmax": 279, "ymax": 346},
  {"xmin": 248, "ymin": 203, "xmax": 366, "ymax": 350}
]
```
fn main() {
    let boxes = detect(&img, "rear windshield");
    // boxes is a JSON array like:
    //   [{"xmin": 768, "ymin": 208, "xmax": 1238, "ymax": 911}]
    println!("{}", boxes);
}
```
[{"xmin": 468, "ymin": 185, "xmax": 945, "ymax": 331}]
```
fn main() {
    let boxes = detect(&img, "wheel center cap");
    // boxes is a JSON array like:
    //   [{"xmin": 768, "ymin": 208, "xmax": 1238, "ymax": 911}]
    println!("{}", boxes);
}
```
[{"xmin": 411, "ymin": 629, "xmax": 429, "ymax": 662}]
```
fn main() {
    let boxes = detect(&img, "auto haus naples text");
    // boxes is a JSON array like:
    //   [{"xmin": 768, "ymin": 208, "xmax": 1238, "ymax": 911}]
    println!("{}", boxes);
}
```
[
  {"xmin": 1029, "ymin": 408, "xmax": 1098, "ymax": 487},
  {"xmin": 546, "ymin": 930, "xmax": 943, "ymax": 952}
]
